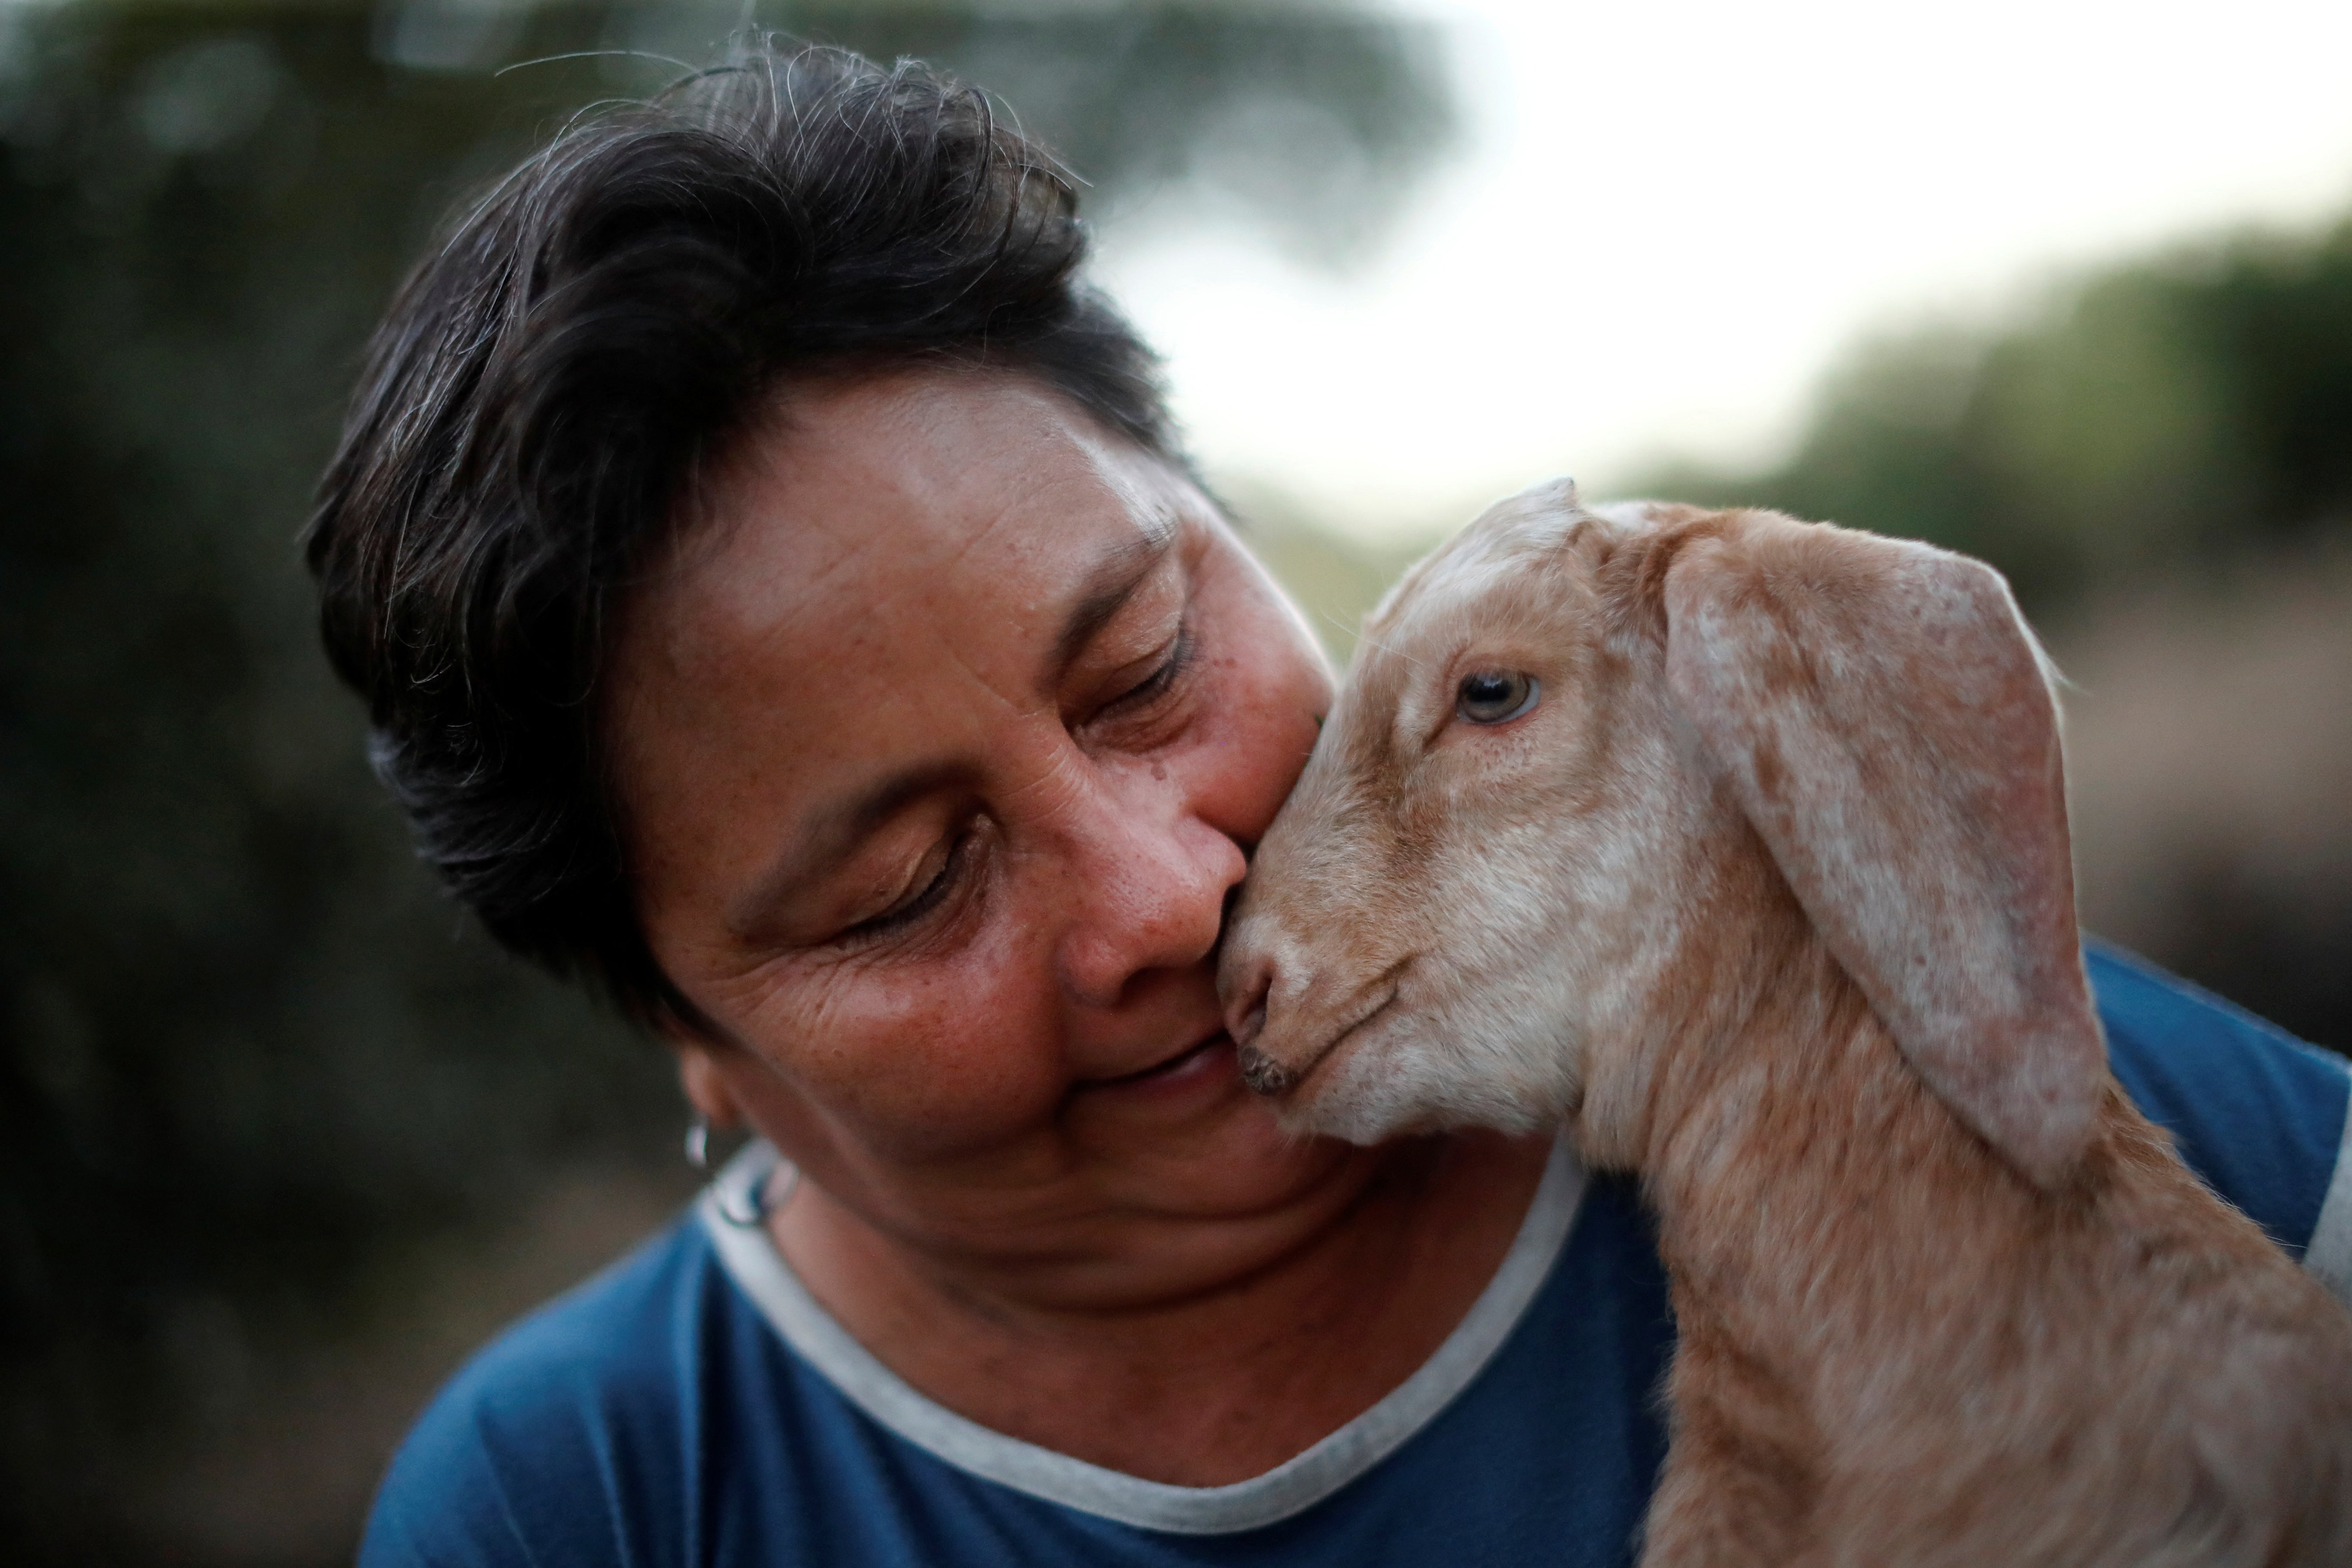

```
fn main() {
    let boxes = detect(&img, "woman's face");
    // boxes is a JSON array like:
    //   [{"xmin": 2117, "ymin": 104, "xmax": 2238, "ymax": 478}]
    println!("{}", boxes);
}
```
[{"xmin": 606, "ymin": 367, "xmax": 1357, "ymax": 1304}]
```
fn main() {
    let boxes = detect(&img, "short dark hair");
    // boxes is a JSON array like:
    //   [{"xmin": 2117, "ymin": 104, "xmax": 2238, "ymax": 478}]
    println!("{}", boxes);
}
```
[{"xmin": 306, "ymin": 40, "xmax": 1181, "ymax": 1028}]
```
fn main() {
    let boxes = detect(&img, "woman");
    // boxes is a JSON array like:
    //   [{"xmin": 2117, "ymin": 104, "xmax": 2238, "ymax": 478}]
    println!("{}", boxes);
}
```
[{"xmin": 313, "ymin": 43, "xmax": 2352, "ymax": 1568}]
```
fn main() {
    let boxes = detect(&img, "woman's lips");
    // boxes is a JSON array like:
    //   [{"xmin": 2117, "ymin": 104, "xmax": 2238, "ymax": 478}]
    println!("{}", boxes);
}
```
[{"xmin": 1079, "ymin": 1032, "xmax": 1238, "ymax": 1097}]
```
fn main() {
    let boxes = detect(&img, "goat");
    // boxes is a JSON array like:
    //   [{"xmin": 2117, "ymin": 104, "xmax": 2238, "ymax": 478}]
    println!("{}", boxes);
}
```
[{"xmin": 1219, "ymin": 481, "xmax": 2352, "ymax": 1566}]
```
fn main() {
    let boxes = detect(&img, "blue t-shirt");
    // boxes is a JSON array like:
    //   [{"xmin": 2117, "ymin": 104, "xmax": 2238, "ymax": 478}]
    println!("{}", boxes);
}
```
[{"xmin": 362, "ymin": 948, "xmax": 2352, "ymax": 1568}]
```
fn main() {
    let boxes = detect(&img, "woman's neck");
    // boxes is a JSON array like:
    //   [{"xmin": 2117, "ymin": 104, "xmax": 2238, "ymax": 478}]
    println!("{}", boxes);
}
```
[{"xmin": 768, "ymin": 1127, "xmax": 1554, "ymax": 1485}]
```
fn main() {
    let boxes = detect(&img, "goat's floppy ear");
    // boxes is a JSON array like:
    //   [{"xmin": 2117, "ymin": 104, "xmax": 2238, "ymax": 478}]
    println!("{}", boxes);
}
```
[{"xmin": 1662, "ymin": 513, "xmax": 2104, "ymax": 1187}]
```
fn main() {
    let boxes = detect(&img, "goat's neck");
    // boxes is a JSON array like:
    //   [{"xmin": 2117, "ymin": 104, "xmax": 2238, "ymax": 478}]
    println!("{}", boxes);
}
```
[
  {"xmin": 1567, "ymin": 847, "xmax": 1835, "ymax": 1174},
  {"xmin": 1635, "ymin": 930, "xmax": 1904, "ymax": 1206},
  {"xmin": 1588, "ymin": 910, "xmax": 2043, "ymax": 1360}
]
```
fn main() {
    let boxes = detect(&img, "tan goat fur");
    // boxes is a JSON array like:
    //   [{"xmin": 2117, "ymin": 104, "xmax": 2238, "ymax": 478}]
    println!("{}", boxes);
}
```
[{"xmin": 1218, "ymin": 481, "xmax": 2352, "ymax": 1566}]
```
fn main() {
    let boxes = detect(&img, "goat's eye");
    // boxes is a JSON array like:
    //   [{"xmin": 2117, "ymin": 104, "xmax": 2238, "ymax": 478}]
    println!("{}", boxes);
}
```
[{"xmin": 1456, "ymin": 670, "xmax": 1539, "ymax": 725}]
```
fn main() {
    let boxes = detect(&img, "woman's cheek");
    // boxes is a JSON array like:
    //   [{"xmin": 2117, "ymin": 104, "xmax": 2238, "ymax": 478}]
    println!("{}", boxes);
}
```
[
  {"xmin": 748, "ymin": 915, "xmax": 1074, "ymax": 1162},
  {"xmin": 1189, "ymin": 555, "xmax": 1334, "ymax": 823},
  {"xmin": 1191, "ymin": 659, "xmax": 1328, "ymax": 840}
]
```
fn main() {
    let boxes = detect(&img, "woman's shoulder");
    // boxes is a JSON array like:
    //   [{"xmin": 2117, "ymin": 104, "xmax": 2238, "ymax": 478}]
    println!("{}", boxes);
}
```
[
  {"xmin": 2088, "ymin": 941, "xmax": 2352, "ymax": 1268},
  {"xmin": 359, "ymin": 1213, "xmax": 730, "ymax": 1568}
]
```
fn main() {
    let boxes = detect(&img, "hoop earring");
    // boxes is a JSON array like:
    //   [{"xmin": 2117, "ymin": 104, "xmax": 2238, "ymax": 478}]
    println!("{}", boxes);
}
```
[
  {"xmin": 715, "ymin": 1144, "xmax": 784, "ymax": 1228},
  {"xmin": 685, "ymin": 1112, "xmax": 712, "ymax": 1171},
  {"xmin": 716, "ymin": 1167, "xmax": 771, "ymax": 1228}
]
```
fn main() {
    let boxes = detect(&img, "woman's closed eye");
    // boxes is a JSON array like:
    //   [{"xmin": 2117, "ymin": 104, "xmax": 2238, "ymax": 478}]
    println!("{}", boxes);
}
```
[
  {"xmin": 1091, "ymin": 623, "xmax": 1196, "ymax": 726},
  {"xmin": 837, "ymin": 826, "xmax": 978, "ymax": 945}
]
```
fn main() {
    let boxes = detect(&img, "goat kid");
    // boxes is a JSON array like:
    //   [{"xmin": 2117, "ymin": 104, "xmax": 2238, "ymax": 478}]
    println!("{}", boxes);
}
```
[{"xmin": 1218, "ymin": 482, "xmax": 2352, "ymax": 1567}]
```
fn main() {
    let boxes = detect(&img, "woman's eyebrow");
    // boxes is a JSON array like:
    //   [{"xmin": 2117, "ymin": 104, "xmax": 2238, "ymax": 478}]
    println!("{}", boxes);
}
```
[{"xmin": 1044, "ymin": 511, "xmax": 1179, "ymax": 690}]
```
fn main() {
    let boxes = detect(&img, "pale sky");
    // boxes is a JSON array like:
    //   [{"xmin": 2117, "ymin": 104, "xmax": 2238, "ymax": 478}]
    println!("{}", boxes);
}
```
[{"xmin": 1094, "ymin": 0, "xmax": 2352, "ymax": 540}]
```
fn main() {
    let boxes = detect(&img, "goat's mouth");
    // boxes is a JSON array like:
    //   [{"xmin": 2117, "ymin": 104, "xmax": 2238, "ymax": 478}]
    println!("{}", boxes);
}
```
[{"xmin": 1236, "ymin": 972, "xmax": 1404, "ymax": 1100}]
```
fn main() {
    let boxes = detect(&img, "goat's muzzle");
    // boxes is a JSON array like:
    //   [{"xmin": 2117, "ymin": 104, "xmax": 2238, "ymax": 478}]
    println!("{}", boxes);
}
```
[{"xmin": 1236, "ymin": 1045, "xmax": 1295, "ymax": 1097}]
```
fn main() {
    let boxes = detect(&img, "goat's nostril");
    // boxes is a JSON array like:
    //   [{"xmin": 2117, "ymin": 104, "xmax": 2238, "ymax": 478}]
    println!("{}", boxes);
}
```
[
  {"xmin": 1236, "ymin": 1044, "xmax": 1293, "ymax": 1097},
  {"xmin": 1224, "ymin": 962, "xmax": 1273, "ymax": 1052}
]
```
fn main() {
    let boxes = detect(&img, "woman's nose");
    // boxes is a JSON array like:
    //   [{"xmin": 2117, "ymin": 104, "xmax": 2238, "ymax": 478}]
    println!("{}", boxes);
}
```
[{"xmin": 1053, "ymin": 765, "xmax": 1245, "ymax": 1010}]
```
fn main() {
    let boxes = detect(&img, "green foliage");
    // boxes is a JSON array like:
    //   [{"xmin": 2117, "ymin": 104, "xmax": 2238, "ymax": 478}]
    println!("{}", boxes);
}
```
[
  {"xmin": 1641, "ymin": 214, "xmax": 2352, "ymax": 612},
  {"xmin": 0, "ymin": 2, "xmax": 1456, "ymax": 1554}
]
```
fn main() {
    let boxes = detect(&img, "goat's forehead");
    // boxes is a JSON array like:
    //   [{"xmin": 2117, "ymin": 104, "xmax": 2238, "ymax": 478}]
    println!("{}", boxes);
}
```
[
  {"xmin": 1370, "ymin": 509, "xmax": 1617, "ymax": 646},
  {"xmin": 1335, "ymin": 491, "xmax": 1659, "ymax": 738}
]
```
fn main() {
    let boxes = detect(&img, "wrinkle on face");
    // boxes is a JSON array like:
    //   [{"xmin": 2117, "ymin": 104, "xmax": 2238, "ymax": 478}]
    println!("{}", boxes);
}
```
[{"xmin": 603, "ymin": 364, "xmax": 1342, "ymax": 1274}]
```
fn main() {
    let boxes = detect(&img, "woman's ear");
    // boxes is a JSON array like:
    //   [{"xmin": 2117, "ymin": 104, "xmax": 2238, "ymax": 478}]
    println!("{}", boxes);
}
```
[
  {"xmin": 674, "ymin": 1037, "xmax": 748, "ymax": 1130},
  {"xmin": 1661, "ymin": 511, "xmax": 2105, "ymax": 1189}
]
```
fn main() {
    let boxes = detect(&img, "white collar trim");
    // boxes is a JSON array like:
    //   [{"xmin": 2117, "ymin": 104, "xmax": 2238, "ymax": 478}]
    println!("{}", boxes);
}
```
[{"xmin": 699, "ymin": 1133, "xmax": 1587, "ymax": 1535}]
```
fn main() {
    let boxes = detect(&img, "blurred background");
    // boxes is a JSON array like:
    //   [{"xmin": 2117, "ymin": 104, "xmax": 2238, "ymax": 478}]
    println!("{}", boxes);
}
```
[{"xmin": 1, "ymin": 0, "xmax": 2345, "ymax": 1561}]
